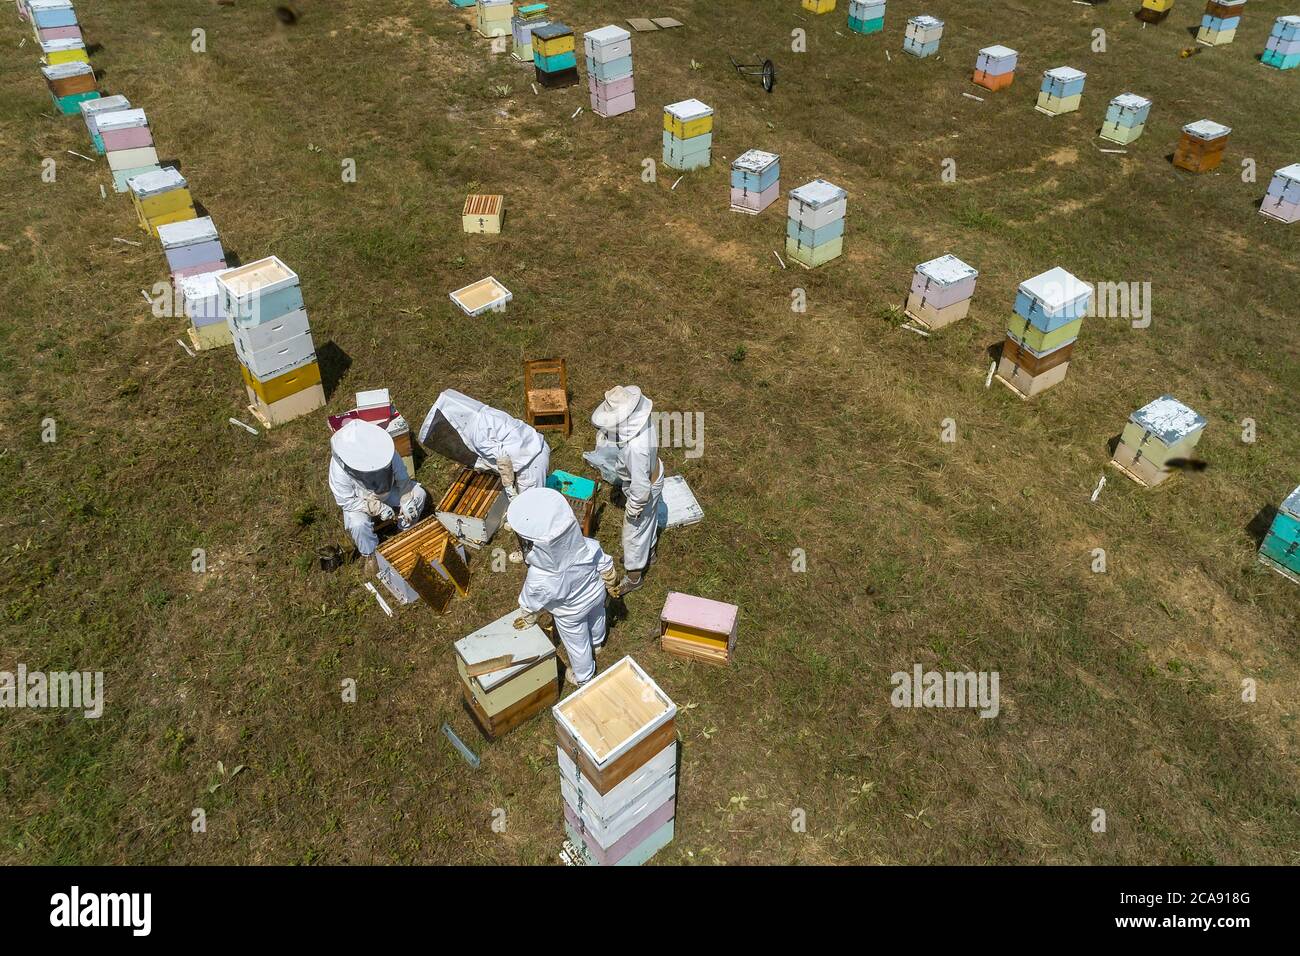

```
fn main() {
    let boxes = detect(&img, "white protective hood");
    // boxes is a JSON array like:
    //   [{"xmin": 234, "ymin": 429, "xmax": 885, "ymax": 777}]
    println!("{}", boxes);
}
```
[
  {"xmin": 508, "ymin": 488, "xmax": 598, "ymax": 573},
  {"xmin": 591, "ymin": 385, "xmax": 654, "ymax": 444}
]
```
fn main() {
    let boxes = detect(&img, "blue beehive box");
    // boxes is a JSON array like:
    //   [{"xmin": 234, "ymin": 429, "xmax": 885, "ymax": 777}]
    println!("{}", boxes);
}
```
[{"xmin": 1260, "ymin": 486, "xmax": 1300, "ymax": 582}]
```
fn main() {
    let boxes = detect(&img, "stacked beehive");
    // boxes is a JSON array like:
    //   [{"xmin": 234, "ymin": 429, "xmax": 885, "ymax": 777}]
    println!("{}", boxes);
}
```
[
  {"xmin": 785, "ymin": 179, "xmax": 847, "ymax": 269},
  {"xmin": 903, "ymin": 15, "xmax": 944, "ymax": 58},
  {"xmin": 1260, "ymin": 164, "xmax": 1300, "ymax": 224},
  {"xmin": 973, "ymin": 45, "xmax": 1017, "ymax": 91},
  {"xmin": 475, "ymin": 0, "xmax": 512, "ymax": 38},
  {"xmin": 28, "ymin": 0, "xmax": 81, "ymax": 43},
  {"xmin": 1173, "ymin": 119, "xmax": 1230, "ymax": 173},
  {"xmin": 802, "ymin": 0, "xmax": 836, "ymax": 13},
  {"xmin": 456, "ymin": 611, "xmax": 559, "ymax": 739},
  {"xmin": 1262, "ymin": 15, "xmax": 1300, "ymax": 70},
  {"xmin": 997, "ymin": 267, "xmax": 1092, "ymax": 398},
  {"xmin": 730, "ymin": 149, "xmax": 780, "ymax": 215},
  {"xmin": 585, "ymin": 26, "xmax": 635, "ymax": 117},
  {"xmin": 1258, "ymin": 486, "xmax": 1300, "ymax": 584},
  {"xmin": 1137, "ymin": 0, "xmax": 1176, "ymax": 24},
  {"xmin": 848, "ymin": 0, "xmax": 886, "ymax": 35},
  {"xmin": 1197, "ymin": 0, "xmax": 1246, "ymax": 45},
  {"xmin": 78, "ymin": 95, "xmax": 129, "ymax": 155},
  {"xmin": 41, "ymin": 60, "xmax": 97, "ymax": 115},
  {"xmin": 217, "ymin": 256, "xmax": 325, "ymax": 428},
  {"xmin": 1110, "ymin": 396, "xmax": 1206, "ymax": 488},
  {"xmin": 40, "ymin": 36, "xmax": 87, "ymax": 65},
  {"xmin": 660, "ymin": 593, "xmax": 738, "ymax": 666},
  {"xmin": 532, "ymin": 22, "xmax": 577, "ymax": 88},
  {"xmin": 129, "ymin": 168, "xmax": 197, "ymax": 238},
  {"xmin": 555, "ymin": 657, "xmax": 678, "ymax": 867},
  {"xmin": 510, "ymin": 3, "xmax": 548, "ymax": 62},
  {"xmin": 158, "ymin": 216, "xmax": 226, "ymax": 280},
  {"xmin": 662, "ymin": 99, "xmax": 713, "ymax": 171},
  {"xmin": 1100, "ymin": 93, "xmax": 1151, "ymax": 145},
  {"xmin": 177, "ymin": 268, "xmax": 232, "ymax": 352},
  {"xmin": 98, "ymin": 108, "xmax": 160, "ymax": 193},
  {"xmin": 905, "ymin": 254, "xmax": 978, "ymax": 330},
  {"xmin": 1036, "ymin": 67, "xmax": 1086, "ymax": 116}
]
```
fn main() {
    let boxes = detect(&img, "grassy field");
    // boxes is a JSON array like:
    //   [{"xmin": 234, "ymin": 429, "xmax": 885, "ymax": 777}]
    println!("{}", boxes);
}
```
[{"xmin": 1, "ymin": 0, "xmax": 1298, "ymax": 865}]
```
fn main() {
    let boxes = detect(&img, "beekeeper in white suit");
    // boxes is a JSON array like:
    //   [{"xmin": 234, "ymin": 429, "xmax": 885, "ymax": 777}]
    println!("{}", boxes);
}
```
[
  {"xmin": 419, "ymin": 389, "xmax": 551, "ymax": 497},
  {"xmin": 509, "ymin": 488, "xmax": 618, "ymax": 686},
  {"xmin": 329, "ymin": 419, "xmax": 428, "ymax": 573},
  {"xmin": 590, "ymin": 385, "xmax": 664, "ymax": 595}
]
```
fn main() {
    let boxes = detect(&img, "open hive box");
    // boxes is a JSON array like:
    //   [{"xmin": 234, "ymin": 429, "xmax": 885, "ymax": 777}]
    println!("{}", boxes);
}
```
[
  {"xmin": 374, "ymin": 516, "xmax": 470, "ymax": 612},
  {"xmin": 449, "ymin": 276, "xmax": 512, "ymax": 316},
  {"xmin": 554, "ymin": 657, "xmax": 678, "ymax": 866},
  {"xmin": 454, "ymin": 611, "xmax": 559, "ymax": 740},
  {"xmin": 435, "ymin": 467, "xmax": 506, "ymax": 547}
]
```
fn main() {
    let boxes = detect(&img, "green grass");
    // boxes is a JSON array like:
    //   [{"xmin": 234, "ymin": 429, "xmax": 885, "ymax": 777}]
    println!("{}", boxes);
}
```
[{"xmin": 0, "ymin": 0, "xmax": 1297, "ymax": 865}]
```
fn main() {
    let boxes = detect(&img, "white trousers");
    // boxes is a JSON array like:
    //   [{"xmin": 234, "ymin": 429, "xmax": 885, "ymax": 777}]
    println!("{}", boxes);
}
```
[
  {"xmin": 342, "ymin": 484, "xmax": 428, "ymax": 555},
  {"xmin": 622, "ymin": 465, "xmax": 664, "ymax": 572},
  {"xmin": 554, "ymin": 599, "xmax": 607, "ymax": 684}
]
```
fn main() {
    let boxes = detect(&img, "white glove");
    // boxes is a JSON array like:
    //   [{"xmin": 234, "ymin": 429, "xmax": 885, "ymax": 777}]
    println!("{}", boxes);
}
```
[
  {"xmin": 625, "ymin": 499, "xmax": 644, "ymax": 522},
  {"xmin": 497, "ymin": 457, "xmax": 516, "ymax": 493},
  {"xmin": 514, "ymin": 609, "xmax": 540, "ymax": 630},
  {"xmin": 363, "ymin": 494, "xmax": 395, "ymax": 521},
  {"xmin": 399, "ymin": 489, "xmax": 422, "ymax": 524}
]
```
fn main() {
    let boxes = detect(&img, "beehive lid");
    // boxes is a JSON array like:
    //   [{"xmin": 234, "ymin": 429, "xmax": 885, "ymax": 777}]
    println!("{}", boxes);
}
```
[
  {"xmin": 1112, "ymin": 92, "xmax": 1151, "ymax": 110},
  {"xmin": 980, "ymin": 44, "xmax": 1017, "ymax": 59},
  {"xmin": 917, "ymin": 254, "xmax": 978, "ymax": 285},
  {"xmin": 216, "ymin": 256, "xmax": 298, "ymax": 299},
  {"xmin": 532, "ymin": 21, "xmax": 572, "ymax": 40},
  {"xmin": 1129, "ymin": 396, "xmax": 1206, "ymax": 446},
  {"xmin": 1275, "ymin": 164, "xmax": 1300, "ymax": 184},
  {"xmin": 158, "ymin": 216, "xmax": 218, "ymax": 249},
  {"xmin": 80, "ymin": 94, "xmax": 130, "ymax": 116},
  {"xmin": 1281, "ymin": 486, "xmax": 1300, "ymax": 520},
  {"xmin": 665, "ymin": 98, "xmax": 712, "ymax": 122},
  {"xmin": 454, "ymin": 611, "xmax": 556, "ymax": 692},
  {"xmin": 1019, "ymin": 267, "xmax": 1091, "ymax": 311},
  {"xmin": 41, "ymin": 38, "xmax": 86, "ymax": 53},
  {"xmin": 1278, "ymin": 15, "xmax": 1300, "ymax": 26},
  {"xmin": 128, "ymin": 167, "xmax": 187, "ymax": 198},
  {"xmin": 178, "ymin": 270, "xmax": 228, "ymax": 303},
  {"xmin": 547, "ymin": 470, "xmax": 598, "ymax": 501},
  {"xmin": 554, "ymin": 657, "xmax": 676, "ymax": 766},
  {"xmin": 449, "ymin": 276, "xmax": 512, "ymax": 316},
  {"xmin": 585, "ymin": 24, "xmax": 630, "ymax": 46},
  {"xmin": 909, "ymin": 15, "xmax": 943, "ymax": 28},
  {"xmin": 659, "ymin": 474, "xmax": 703, "ymax": 528},
  {"xmin": 790, "ymin": 179, "xmax": 847, "ymax": 208},
  {"xmin": 30, "ymin": 0, "xmax": 74, "ymax": 10},
  {"xmin": 1183, "ymin": 119, "xmax": 1231, "ymax": 140},
  {"xmin": 1044, "ymin": 66, "xmax": 1086, "ymax": 82},
  {"xmin": 41, "ymin": 61, "xmax": 93, "ymax": 80},
  {"xmin": 97, "ymin": 108, "xmax": 148, "ymax": 131},
  {"xmin": 732, "ymin": 149, "xmax": 779, "ymax": 173},
  {"xmin": 518, "ymin": 3, "xmax": 548, "ymax": 15},
  {"xmin": 662, "ymin": 592, "xmax": 738, "ymax": 635}
]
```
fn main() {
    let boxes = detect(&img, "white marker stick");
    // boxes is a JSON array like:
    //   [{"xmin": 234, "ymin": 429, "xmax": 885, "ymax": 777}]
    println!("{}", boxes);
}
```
[
  {"xmin": 177, "ymin": 338, "xmax": 195, "ymax": 357},
  {"xmin": 1091, "ymin": 475, "xmax": 1107, "ymax": 503},
  {"xmin": 364, "ymin": 582, "xmax": 394, "ymax": 617},
  {"xmin": 772, "ymin": 249, "xmax": 787, "ymax": 269},
  {"xmin": 113, "ymin": 237, "xmax": 142, "ymax": 247},
  {"xmin": 140, "ymin": 289, "xmax": 152, "ymax": 304},
  {"xmin": 962, "ymin": 92, "xmax": 985, "ymax": 102},
  {"xmin": 985, "ymin": 361, "xmax": 997, "ymax": 388},
  {"xmin": 66, "ymin": 150, "xmax": 94, "ymax": 162},
  {"xmin": 571, "ymin": 106, "xmax": 583, "ymax": 119},
  {"xmin": 1098, "ymin": 148, "xmax": 1127, "ymax": 154},
  {"xmin": 99, "ymin": 184, "xmax": 107, "ymax": 200},
  {"xmin": 671, "ymin": 175, "xmax": 684, "ymax": 190},
  {"xmin": 228, "ymin": 417, "xmax": 259, "ymax": 436},
  {"xmin": 900, "ymin": 324, "xmax": 930, "ymax": 338}
]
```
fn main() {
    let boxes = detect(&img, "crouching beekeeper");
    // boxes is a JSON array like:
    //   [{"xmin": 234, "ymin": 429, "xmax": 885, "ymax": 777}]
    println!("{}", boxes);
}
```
[
  {"xmin": 329, "ymin": 419, "xmax": 428, "ymax": 573},
  {"xmin": 508, "ymin": 487, "xmax": 618, "ymax": 686}
]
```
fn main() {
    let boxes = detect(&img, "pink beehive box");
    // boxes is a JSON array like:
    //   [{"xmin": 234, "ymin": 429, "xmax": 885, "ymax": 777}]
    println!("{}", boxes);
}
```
[{"xmin": 659, "ymin": 592, "xmax": 738, "ymax": 666}]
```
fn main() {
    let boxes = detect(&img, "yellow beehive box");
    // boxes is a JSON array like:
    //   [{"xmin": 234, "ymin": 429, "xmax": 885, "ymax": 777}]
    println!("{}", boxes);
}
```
[
  {"xmin": 802, "ymin": 0, "xmax": 836, "ymax": 13},
  {"xmin": 533, "ymin": 32, "xmax": 574, "ymax": 56},
  {"xmin": 663, "ymin": 99, "xmax": 713, "ymax": 139}
]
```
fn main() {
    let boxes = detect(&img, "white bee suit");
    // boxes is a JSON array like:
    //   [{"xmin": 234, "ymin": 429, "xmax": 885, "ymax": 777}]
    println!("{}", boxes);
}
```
[
  {"xmin": 329, "ymin": 420, "xmax": 427, "ymax": 556},
  {"xmin": 509, "ymin": 489, "xmax": 614, "ymax": 684},
  {"xmin": 419, "ymin": 389, "xmax": 550, "ymax": 494},
  {"xmin": 592, "ymin": 386, "xmax": 664, "ymax": 572}
]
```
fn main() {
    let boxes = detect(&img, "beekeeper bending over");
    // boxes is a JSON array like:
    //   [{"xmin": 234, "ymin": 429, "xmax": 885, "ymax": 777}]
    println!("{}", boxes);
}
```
[
  {"xmin": 509, "ymin": 488, "xmax": 618, "ymax": 686},
  {"xmin": 329, "ymin": 419, "xmax": 428, "ymax": 573},
  {"xmin": 419, "ymin": 389, "xmax": 550, "ymax": 497},
  {"xmin": 589, "ymin": 385, "xmax": 664, "ymax": 596}
]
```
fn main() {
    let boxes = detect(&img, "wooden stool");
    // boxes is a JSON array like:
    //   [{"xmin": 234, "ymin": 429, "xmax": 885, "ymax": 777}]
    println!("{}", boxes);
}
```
[{"xmin": 523, "ymin": 358, "xmax": 571, "ymax": 435}]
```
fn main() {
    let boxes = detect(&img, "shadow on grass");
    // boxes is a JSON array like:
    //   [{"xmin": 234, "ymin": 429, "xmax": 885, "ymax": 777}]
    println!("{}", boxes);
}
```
[
  {"xmin": 316, "ymin": 340, "xmax": 351, "ymax": 401},
  {"xmin": 1246, "ymin": 505, "xmax": 1277, "ymax": 548}
]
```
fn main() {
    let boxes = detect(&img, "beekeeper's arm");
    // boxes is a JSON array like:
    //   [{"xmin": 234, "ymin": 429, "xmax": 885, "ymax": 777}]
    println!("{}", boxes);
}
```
[
  {"xmin": 514, "ymin": 573, "xmax": 553, "ymax": 628},
  {"xmin": 623, "ymin": 435, "xmax": 657, "ymax": 521},
  {"xmin": 329, "ymin": 458, "xmax": 393, "ymax": 519}
]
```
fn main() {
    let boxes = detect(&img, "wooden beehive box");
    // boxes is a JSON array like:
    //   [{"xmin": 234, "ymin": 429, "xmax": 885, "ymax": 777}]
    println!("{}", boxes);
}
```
[
  {"xmin": 455, "ymin": 611, "xmax": 559, "ymax": 740},
  {"xmin": 1109, "ymin": 395, "xmax": 1207, "ymax": 488},
  {"xmin": 435, "ymin": 467, "xmax": 507, "ymax": 547},
  {"xmin": 375, "ymin": 516, "xmax": 470, "ymax": 611},
  {"xmin": 660, "ymin": 591, "xmax": 738, "ymax": 665},
  {"xmin": 1174, "ymin": 120, "xmax": 1231, "ymax": 173},
  {"xmin": 462, "ymin": 194, "xmax": 504, "ymax": 234}
]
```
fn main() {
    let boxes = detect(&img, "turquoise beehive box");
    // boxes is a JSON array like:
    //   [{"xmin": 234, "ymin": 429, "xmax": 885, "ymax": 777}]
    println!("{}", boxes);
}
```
[{"xmin": 1259, "ymin": 485, "xmax": 1300, "ymax": 583}]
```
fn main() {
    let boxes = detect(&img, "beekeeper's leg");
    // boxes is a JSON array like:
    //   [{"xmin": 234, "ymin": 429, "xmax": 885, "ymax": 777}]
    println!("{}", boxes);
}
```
[
  {"xmin": 554, "ymin": 611, "xmax": 597, "ymax": 685},
  {"xmin": 620, "ymin": 468, "xmax": 665, "ymax": 593},
  {"xmin": 515, "ymin": 445, "xmax": 551, "ymax": 494},
  {"xmin": 588, "ymin": 599, "xmax": 608, "ymax": 651},
  {"xmin": 343, "ymin": 510, "xmax": 378, "ymax": 556}
]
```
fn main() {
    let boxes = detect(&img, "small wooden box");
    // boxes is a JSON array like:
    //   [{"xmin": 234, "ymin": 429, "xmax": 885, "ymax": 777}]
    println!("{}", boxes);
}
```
[
  {"xmin": 546, "ymin": 470, "xmax": 600, "ymax": 535},
  {"xmin": 660, "ymin": 591, "xmax": 738, "ymax": 665},
  {"xmin": 462, "ymin": 194, "xmax": 503, "ymax": 234},
  {"xmin": 1174, "ymin": 120, "xmax": 1231, "ymax": 173},
  {"xmin": 435, "ymin": 467, "xmax": 507, "ymax": 548},
  {"xmin": 376, "ymin": 516, "xmax": 470, "ymax": 611}
]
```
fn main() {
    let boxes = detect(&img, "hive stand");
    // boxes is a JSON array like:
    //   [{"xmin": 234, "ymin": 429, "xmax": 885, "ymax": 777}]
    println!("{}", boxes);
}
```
[{"xmin": 524, "ymin": 357, "xmax": 571, "ymax": 435}]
